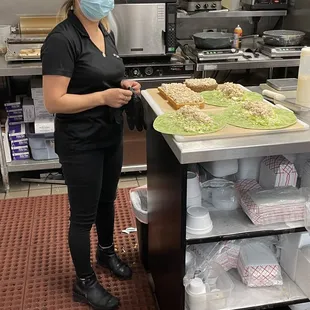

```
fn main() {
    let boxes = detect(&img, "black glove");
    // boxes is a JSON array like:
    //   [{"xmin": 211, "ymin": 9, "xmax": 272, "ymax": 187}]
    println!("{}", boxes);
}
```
[{"xmin": 124, "ymin": 87, "xmax": 146, "ymax": 132}]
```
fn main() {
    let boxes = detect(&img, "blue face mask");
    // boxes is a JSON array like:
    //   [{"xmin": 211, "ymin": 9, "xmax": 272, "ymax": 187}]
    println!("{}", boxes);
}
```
[{"xmin": 79, "ymin": 0, "xmax": 114, "ymax": 21}]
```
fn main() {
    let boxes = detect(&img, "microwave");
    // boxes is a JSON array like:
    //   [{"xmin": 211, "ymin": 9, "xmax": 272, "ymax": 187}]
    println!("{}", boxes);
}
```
[
  {"xmin": 109, "ymin": 3, "xmax": 177, "ymax": 57},
  {"xmin": 241, "ymin": 0, "xmax": 288, "ymax": 10}
]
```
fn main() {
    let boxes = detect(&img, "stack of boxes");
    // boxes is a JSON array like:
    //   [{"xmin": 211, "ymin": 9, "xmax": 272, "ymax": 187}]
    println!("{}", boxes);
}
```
[
  {"xmin": 31, "ymin": 78, "xmax": 55, "ymax": 134},
  {"xmin": 4, "ymin": 101, "xmax": 30, "ymax": 161}
]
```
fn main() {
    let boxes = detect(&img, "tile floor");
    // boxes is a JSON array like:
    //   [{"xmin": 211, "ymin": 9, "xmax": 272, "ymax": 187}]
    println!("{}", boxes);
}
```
[{"xmin": 0, "ymin": 172, "xmax": 147, "ymax": 199}]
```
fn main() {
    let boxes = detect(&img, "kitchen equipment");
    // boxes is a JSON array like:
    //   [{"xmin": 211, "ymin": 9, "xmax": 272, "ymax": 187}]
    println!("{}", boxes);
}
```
[
  {"xmin": 183, "ymin": 44, "xmax": 244, "ymax": 62},
  {"xmin": 184, "ymin": 0, "xmax": 222, "ymax": 12},
  {"xmin": 0, "ymin": 25, "xmax": 11, "ymax": 55},
  {"xmin": 5, "ymin": 34, "xmax": 45, "ymax": 62},
  {"xmin": 241, "ymin": 0, "xmax": 288, "ymax": 10},
  {"xmin": 262, "ymin": 90, "xmax": 286, "ymax": 101},
  {"xmin": 19, "ymin": 15, "xmax": 60, "ymax": 35},
  {"xmin": 192, "ymin": 32, "xmax": 258, "ymax": 49},
  {"xmin": 4, "ymin": 15, "xmax": 60, "ymax": 62},
  {"xmin": 222, "ymin": 0, "xmax": 240, "ymax": 10},
  {"xmin": 109, "ymin": 3, "xmax": 177, "ymax": 56},
  {"xmin": 123, "ymin": 56, "xmax": 194, "ymax": 79},
  {"xmin": 267, "ymin": 78, "xmax": 298, "ymax": 91},
  {"xmin": 296, "ymin": 47, "xmax": 310, "ymax": 108},
  {"xmin": 258, "ymin": 42, "xmax": 304, "ymax": 58},
  {"xmin": 262, "ymin": 30, "xmax": 305, "ymax": 47}
]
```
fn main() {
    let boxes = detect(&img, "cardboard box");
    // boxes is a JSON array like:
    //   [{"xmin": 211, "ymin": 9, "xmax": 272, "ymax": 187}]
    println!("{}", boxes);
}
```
[
  {"xmin": 3, "ymin": 120, "xmax": 11, "ymax": 163},
  {"xmin": 22, "ymin": 98, "xmax": 36, "ymax": 123},
  {"xmin": 31, "ymin": 78, "xmax": 43, "ymax": 99},
  {"xmin": 8, "ymin": 123, "xmax": 26, "ymax": 141},
  {"xmin": 33, "ymin": 98, "xmax": 52, "ymax": 118},
  {"xmin": 34, "ymin": 118, "xmax": 55, "ymax": 134}
]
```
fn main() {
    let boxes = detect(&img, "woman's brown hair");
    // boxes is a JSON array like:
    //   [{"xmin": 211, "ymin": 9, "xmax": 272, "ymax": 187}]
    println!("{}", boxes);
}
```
[{"xmin": 59, "ymin": 0, "xmax": 110, "ymax": 31}]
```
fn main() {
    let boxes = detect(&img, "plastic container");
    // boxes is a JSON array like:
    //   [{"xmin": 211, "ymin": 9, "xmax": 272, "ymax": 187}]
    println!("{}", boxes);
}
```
[
  {"xmin": 297, "ymin": 47, "xmax": 310, "ymax": 108},
  {"xmin": 186, "ymin": 206, "xmax": 213, "ymax": 235},
  {"xmin": 237, "ymin": 157, "xmax": 263, "ymax": 181},
  {"xmin": 196, "ymin": 262, "xmax": 234, "ymax": 309},
  {"xmin": 290, "ymin": 302, "xmax": 310, "ymax": 310},
  {"xmin": 187, "ymin": 171, "xmax": 202, "ymax": 208},
  {"xmin": 26, "ymin": 124, "xmax": 58, "ymax": 160},
  {"xmin": 233, "ymin": 25, "xmax": 243, "ymax": 49},
  {"xmin": 185, "ymin": 278, "xmax": 207, "ymax": 310},
  {"xmin": 201, "ymin": 160, "xmax": 238, "ymax": 178}
]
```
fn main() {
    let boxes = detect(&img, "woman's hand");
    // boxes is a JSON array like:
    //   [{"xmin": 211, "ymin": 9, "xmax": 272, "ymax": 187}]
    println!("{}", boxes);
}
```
[
  {"xmin": 121, "ymin": 80, "xmax": 141, "ymax": 94},
  {"xmin": 101, "ymin": 88, "xmax": 133, "ymax": 108}
]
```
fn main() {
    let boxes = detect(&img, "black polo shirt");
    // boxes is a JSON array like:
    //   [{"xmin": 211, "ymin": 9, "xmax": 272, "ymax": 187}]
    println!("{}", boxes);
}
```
[{"xmin": 41, "ymin": 11, "xmax": 125, "ymax": 156}]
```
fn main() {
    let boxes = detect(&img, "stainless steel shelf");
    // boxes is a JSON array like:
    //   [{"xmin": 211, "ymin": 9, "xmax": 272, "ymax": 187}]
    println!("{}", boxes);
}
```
[
  {"xmin": 7, "ymin": 159, "xmax": 61, "ymax": 172},
  {"xmin": 195, "ymin": 57, "xmax": 300, "ymax": 72},
  {"xmin": 220, "ymin": 270, "xmax": 307, "ymax": 310},
  {"xmin": 6, "ymin": 158, "xmax": 146, "ymax": 173},
  {"xmin": 186, "ymin": 209, "xmax": 306, "ymax": 244},
  {"xmin": 177, "ymin": 10, "xmax": 287, "ymax": 19}
]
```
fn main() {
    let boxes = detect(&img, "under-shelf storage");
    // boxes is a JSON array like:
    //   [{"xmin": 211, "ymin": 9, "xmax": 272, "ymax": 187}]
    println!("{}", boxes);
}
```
[{"xmin": 143, "ymin": 89, "xmax": 310, "ymax": 310}]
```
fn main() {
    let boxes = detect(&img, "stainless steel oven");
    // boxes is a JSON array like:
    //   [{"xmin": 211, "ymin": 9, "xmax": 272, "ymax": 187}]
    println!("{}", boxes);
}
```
[{"xmin": 109, "ymin": 3, "xmax": 177, "ymax": 57}]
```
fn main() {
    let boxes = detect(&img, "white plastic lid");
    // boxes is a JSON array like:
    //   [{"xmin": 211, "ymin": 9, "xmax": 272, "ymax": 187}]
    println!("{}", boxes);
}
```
[
  {"xmin": 187, "ymin": 206, "xmax": 209, "ymax": 218},
  {"xmin": 188, "ymin": 278, "xmax": 206, "ymax": 295}
]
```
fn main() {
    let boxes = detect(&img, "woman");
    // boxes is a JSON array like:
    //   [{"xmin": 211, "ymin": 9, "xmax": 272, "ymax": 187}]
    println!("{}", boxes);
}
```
[{"xmin": 41, "ymin": 0, "xmax": 141, "ymax": 309}]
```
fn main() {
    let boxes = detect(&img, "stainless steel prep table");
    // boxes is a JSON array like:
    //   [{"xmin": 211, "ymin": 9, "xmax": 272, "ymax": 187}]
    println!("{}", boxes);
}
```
[{"xmin": 142, "ymin": 89, "xmax": 310, "ymax": 310}]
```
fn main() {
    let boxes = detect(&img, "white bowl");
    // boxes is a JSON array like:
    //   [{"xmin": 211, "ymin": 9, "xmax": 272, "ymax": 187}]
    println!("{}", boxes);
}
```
[
  {"xmin": 187, "ymin": 172, "xmax": 201, "ymax": 199},
  {"xmin": 186, "ymin": 206, "xmax": 213, "ymax": 235},
  {"xmin": 201, "ymin": 160, "xmax": 238, "ymax": 178}
]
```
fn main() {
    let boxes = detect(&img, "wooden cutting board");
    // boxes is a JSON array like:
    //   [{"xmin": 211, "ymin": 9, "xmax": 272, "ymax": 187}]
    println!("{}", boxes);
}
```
[{"xmin": 145, "ymin": 88, "xmax": 309, "ymax": 143}]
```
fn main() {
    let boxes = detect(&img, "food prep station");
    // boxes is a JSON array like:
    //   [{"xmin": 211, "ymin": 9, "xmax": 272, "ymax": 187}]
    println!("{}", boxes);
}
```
[{"xmin": 142, "ymin": 77, "xmax": 310, "ymax": 310}]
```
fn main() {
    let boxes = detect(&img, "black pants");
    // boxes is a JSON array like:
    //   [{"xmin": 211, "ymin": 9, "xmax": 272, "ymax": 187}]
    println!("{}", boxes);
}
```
[{"xmin": 60, "ymin": 142, "xmax": 123, "ymax": 278}]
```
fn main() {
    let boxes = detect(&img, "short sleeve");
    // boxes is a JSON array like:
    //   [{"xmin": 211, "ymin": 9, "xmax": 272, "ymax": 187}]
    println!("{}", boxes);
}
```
[{"xmin": 41, "ymin": 32, "xmax": 75, "ymax": 78}]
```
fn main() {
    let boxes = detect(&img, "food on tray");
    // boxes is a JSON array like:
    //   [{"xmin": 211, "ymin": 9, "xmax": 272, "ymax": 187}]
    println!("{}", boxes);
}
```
[
  {"xmin": 218, "ymin": 82, "xmax": 245, "ymax": 100},
  {"xmin": 184, "ymin": 78, "xmax": 218, "ymax": 92},
  {"xmin": 19, "ymin": 48, "xmax": 41, "ymax": 58},
  {"xmin": 153, "ymin": 105, "xmax": 226, "ymax": 136},
  {"xmin": 225, "ymin": 100, "xmax": 297, "ymax": 130},
  {"xmin": 241, "ymin": 91, "xmax": 264, "ymax": 102},
  {"xmin": 201, "ymin": 82, "xmax": 263, "ymax": 107},
  {"xmin": 201, "ymin": 90, "xmax": 236, "ymax": 107},
  {"xmin": 159, "ymin": 83, "xmax": 204, "ymax": 109}
]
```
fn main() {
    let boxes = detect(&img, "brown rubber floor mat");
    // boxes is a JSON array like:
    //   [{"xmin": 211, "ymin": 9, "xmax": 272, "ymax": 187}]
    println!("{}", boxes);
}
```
[{"xmin": 0, "ymin": 189, "xmax": 156, "ymax": 310}]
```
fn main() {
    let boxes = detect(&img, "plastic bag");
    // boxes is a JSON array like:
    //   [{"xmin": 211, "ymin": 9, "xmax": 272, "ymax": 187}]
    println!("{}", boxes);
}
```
[
  {"xmin": 201, "ymin": 179, "xmax": 239, "ymax": 210},
  {"xmin": 237, "ymin": 242, "xmax": 283, "ymax": 287},
  {"xmin": 129, "ymin": 185, "xmax": 148, "ymax": 224},
  {"xmin": 249, "ymin": 187, "xmax": 306, "ymax": 207},
  {"xmin": 189, "ymin": 241, "xmax": 242, "ymax": 272}
]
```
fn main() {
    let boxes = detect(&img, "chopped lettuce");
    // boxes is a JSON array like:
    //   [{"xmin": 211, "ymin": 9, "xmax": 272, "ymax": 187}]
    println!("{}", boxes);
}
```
[
  {"xmin": 153, "ymin": 110, "xmax": 227, "ymax": 136},
  {"xmin": 225, "ymin": 103, "xmax": 297, "ymax": 130},
  {"xmin": 201, "ymin": 89, "xmax": 264, "ymax": 107},
  {"xmin": 201, "ymin": 90, "xmax": 235, "ymax": 107}
]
